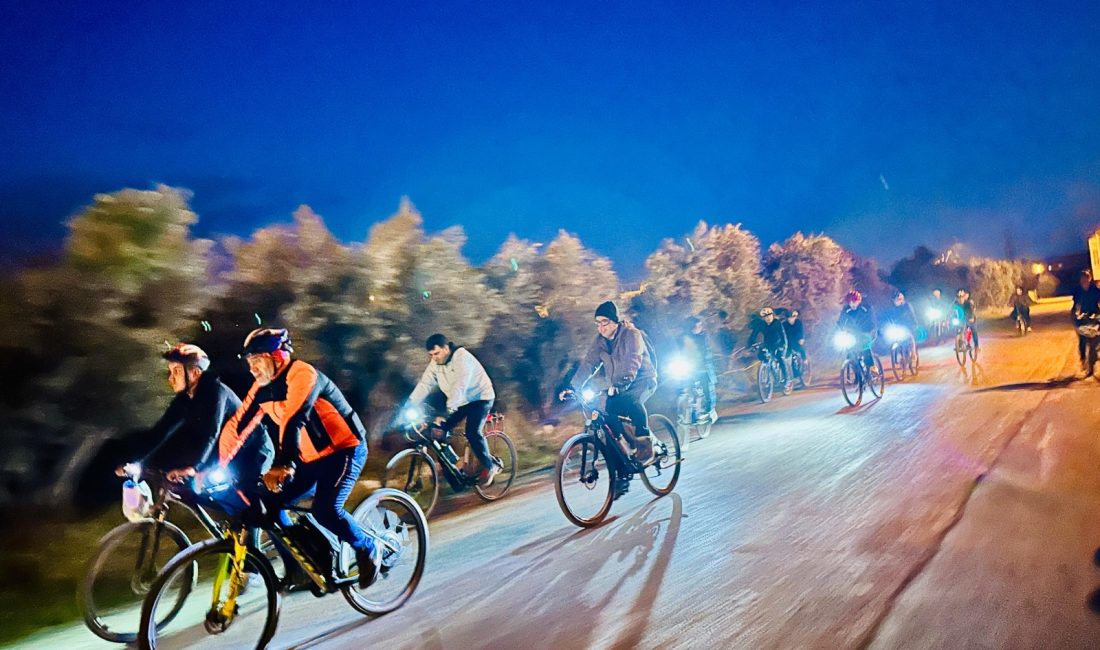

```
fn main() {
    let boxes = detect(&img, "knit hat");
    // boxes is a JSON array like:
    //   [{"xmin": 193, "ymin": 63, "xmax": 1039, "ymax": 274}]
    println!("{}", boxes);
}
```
[{"xmin": 594, "ymin": 301, "xmax": 619, "ymax": 323}]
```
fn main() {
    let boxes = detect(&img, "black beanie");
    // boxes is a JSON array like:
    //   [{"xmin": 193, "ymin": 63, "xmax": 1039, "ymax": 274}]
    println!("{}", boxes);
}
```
[{"xmin": 595, "ymin": 301, "xmax": 619, "ymax": 323}]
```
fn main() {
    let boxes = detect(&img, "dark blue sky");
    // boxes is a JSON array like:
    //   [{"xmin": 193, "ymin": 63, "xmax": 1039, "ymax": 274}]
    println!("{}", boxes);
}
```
[{"xmin": 2, "ymin": 1, "xmax": 1099, "ymax": 278}]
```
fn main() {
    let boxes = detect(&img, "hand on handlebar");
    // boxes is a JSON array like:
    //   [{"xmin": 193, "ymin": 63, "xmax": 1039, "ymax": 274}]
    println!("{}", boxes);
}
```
[
  {"xmin": 558, "ymin": 389, "xmax": 574, "ymax": 402},
  {"xmin": 263, "ymin": 466, "xmax": 295, "ymax": 493},
  {"xmin": 166, "ymin": 467, "xmax": 196, "ymax": 483},
  {"xmin": 607, "ymin": 386, "xmax": 619, "ymax": 396}
]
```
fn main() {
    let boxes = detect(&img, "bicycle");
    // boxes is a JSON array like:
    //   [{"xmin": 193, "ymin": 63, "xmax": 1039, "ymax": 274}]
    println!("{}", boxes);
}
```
[
  {"xmin": 665, "ymin": 354, "xmax": 714, "ymax": 451},
  {"xmin": 1014, "ymin": 311, "xmax": 1029, "ymax": 337},
  {"xmin": 79, "ymin": 465, "xmax": 275, "ymax": 644},
  {"xmin": 953, "ymin": 319, "xmax": 979, "ymax": 367},
  {"xmin": 382, "ymin": 410, "xmax": 517, "ymax": 519},
  {"xmin": 752, "ymin": 344, "xmax": 790, "ymax": 403},
  {"xmin": 1076, "ymin": 313, "xmax": 1100, "ymax": 376},
  {"xmin": 137, "ymin": 482, "xmax": 428, "ymax": 649},
  {"xmin": 554, "ymin": 387, "xmax": 681, "ymax": 528},
  {"xmin": 834, "ymin": 330, "xmax": 885, "ymax": 406},
  {"xmin": 883, "ymin": 324, "xmax": 919, "ymax": 381},
  {"xmin": 789, "ymin": 349, "xmax": 812, "ymax": 389}
]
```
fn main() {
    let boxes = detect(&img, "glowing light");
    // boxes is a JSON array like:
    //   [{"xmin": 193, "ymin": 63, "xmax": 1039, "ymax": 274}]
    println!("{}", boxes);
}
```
[
  {"xmin": 926, "ymin": 308, "xmax": 942, "ymax": 320},
  {"xmin": 403, "ymin": 407, "xmax": 422, "ymax": 424},
  {"xmin": 580, "ymin": 388, "xmax": 596, "ymax": 401},
  {"xmin": 884, "ymin": 325, "xmax": 909, "ymax": 343},
  {"xmin": 666, "ymin": 355, "xmax": 693, "ymax": 380},
  {"xmin": 833, "ymin": 330, "xmax": 856, "ymax": 350}
]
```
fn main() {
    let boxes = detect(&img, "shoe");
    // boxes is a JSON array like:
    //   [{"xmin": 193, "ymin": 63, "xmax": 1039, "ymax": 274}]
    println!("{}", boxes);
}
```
[
  {"xmin": 478, "ymin": 460, "xmax": 503, "ymax": 487},
  {"xmin": 356, "ymin": 543, "xmax": 381, "ymax": 589},
  {"xmin": 783, "ymin": 381, "xmax": 793, "ymax": 395},
  {"xmin": 278, "ymin": 568, "xmax": 314, "ymax": 593},
  {"xmin": 706, "ymin": 409, "xmax": 718, "ymax": 423},
  {"xmin": 612, "ymin": 477, "xmax": 630, "ymax": 501},
  {"xmin": 1027, "ymin": 326, "xmax": 1032, "ymax": 332},
  {"xmin": 633, "ymin": 437, "xmax": 654, "ymax": 466}
]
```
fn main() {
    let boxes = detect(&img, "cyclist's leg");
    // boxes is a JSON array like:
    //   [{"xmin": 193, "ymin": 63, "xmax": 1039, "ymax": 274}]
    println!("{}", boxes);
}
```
[
  {"xmin": 447, "ymin": 400, "xmax": 495, "ymax": 471},
  {"xmin": 304, "ymin": 444, "xmax": 375, "ymax": 554},
  {"xmin": 606, "ymin": 380, "xmax": 656, "ymax": 440},
  {"xmin": 1022, "ymin": 307, "xmax": 1031, "ymax": 328},
  {"xmin": 703, "ymin": 366, "xmax": 718, "ymax": 413},
  {"xmin": 970, "ymin": 324, "xmax": 980, "ymax": 348}
]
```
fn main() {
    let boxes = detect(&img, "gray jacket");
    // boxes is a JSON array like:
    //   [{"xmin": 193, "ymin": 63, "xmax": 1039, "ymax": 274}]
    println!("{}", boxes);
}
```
[{"xmin": 576, "ymin": 321, "xmax": 658, "ymax": 392}]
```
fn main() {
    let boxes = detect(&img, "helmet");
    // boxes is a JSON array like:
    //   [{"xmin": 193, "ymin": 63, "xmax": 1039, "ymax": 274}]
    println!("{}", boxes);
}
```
[
  {"xmin": 845, "ymin": 290, "xmax": 862, "ymax": 303},
  {"xmin": 893, "ymin": 290, "xmax": 905, "ymax": 301},
  {"xmin": 163, "ymin": 343, "xmax": 210, "ymax": 371},
  {"xmin": 241, "ymin": 328, "xmax": 293, "ymax": 357},
  {"xmin": 759, "ymin": 307, "xmax": 774, "ymax": 317}
]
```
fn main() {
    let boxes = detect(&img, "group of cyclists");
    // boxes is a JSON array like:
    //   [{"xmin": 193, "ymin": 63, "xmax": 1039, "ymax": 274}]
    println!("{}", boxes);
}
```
[{"xmin": 100, "ymin": 271, "xmax": 1100, "ymax": 642}]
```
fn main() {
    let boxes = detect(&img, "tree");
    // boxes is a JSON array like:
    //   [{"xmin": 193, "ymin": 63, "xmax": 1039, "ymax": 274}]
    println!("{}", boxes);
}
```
[{"xmin": 764, "ymin": 232, "xmax": 851, "ymax": 335}]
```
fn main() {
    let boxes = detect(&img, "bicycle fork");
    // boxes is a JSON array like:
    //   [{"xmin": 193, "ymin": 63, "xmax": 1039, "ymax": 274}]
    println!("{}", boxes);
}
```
[{"xmin": 211, "ymin": 529, "xmax": 250, "ymax": 622}]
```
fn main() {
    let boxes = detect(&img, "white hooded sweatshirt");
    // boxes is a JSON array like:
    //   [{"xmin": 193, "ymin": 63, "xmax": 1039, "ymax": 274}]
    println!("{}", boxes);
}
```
[{"xmin": 408, "ymin": 347, "xmax": 495, "ymax": 414}]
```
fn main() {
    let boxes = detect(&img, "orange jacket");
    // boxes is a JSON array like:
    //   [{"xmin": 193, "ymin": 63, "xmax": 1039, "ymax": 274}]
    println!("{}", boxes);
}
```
[{"xmin": 220, "ymin": 359, "xmax": 365, "ymax": 467}]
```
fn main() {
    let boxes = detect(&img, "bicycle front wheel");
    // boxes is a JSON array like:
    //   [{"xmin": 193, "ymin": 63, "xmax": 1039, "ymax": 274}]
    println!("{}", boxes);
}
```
[
  {"xmin": 955, "ymin": 334, "xmax": 967, "ymax": 367},
  {"xmin": 139, "ymin": 537, "xmax": 280, "ymax": 650},
  {"xmin": 868, "ymin": 356, "xmax": 886, "ymax": 398},
  {"xmin": 640, "ymin": 414, "xmax": 681, "ymax": 496},
  {"xmin": 890, "ymin": 347, "xmax": 903, "ymax": 382},
  {"xmin": 80, "ymin": 519, "xmax": 193, "ymax": 643},
  {"xmin": 757, "ymin": 363, "xmax": 774, "ymax": 403},
  {"xmin": 474, "ymin": 431, "xmax": 518, "ymax": 501},
  {"xmin": 342, "ymin": 488, "xmax": 429, "ymax": 616},
  {"xmin": 382, "ymin": 449, "xmax": 439, "ymax": 519},
  {"xmin": 555, "ymin": 433, "xmax": 614, "ymax": 528},
  {"xmin": 840, "ymin": 360, "xmax": 861, "ymax": 406}
]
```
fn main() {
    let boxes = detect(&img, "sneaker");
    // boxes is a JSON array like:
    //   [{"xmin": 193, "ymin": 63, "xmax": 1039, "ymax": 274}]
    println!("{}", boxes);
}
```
[
  {"xmin": 478, "ymin": 460, "xmax": 503, "ymax": 487},
  {"xmin": 356, "ymin": 544, "xmax": 381, "ymax": 589},
  {"xmin": 633, "ymin": 436, "xmax": 655, "ymax": 466},
  {"xmin": 278, "ymin": 568, "xmax": 314, "ymax": 593},
  {"xmin": 706, "ymin": 409, "xmax": 718, "ymax": 423},
  {"xmin": 1026, "ymin": 326, "xmax": 1032, "ymax": 332},
  {"xmin": 783, "ymin": 381, "xmax": 793, "ymax": 395}
]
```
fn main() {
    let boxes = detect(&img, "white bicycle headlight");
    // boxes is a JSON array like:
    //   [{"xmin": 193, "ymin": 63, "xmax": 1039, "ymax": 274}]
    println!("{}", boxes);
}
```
[
  {"xmin": 666, "ymin": 355, "xmax": 693, "ymax": 381},
  {"xmin": 580, "ymin": 387, "xmax": 596, "ymax": 401},
  {"xmin": 403, "ymin": 407, "xmax": 423, "ymax": 425},
  {"xmin": 833, "ymin": 330, "xmax": 856, "ymax": 350},
  {"xmin": 884, "ymin": 325, "xmax": 908, "ymax": 343},
  {"xmin": 927, "ymin": 308, "xmax": 942, "ymax": 320}
]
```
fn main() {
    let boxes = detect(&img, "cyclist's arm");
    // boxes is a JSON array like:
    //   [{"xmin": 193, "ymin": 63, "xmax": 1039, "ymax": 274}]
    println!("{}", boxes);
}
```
[
  {"xmin": 275, "ymin": 362, "xmax": 324, "ymax": 467},
  {"xmin": 611, "ymin": 328, "xmax": 646, "ymax": 390},
  {"xmin": 443, "ymin": 349, "xmax": 477, "ymax": 414},
  {"xmin": 218, "ymin": 383, "xmax": 265, "ymax": 467},
  {"xmin": 408, "ymin": 364, "xmax": 439, "ymax": 407},
  {"xmin": 573, "ymin": 336, "xmax": 603, "ymax": 388},
  {"xmin": 138, "ymin": 396, "xmax": 187, "ymax": 465},
  {"xmin": 192, "ymin": 382, "xmax": 234, "ymax": 470}
]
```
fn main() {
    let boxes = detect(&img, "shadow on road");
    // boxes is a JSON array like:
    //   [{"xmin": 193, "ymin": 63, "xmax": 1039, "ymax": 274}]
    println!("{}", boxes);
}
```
[{"xmin": 971, "ymin": 375, "xmax": 1079, "ymax": 393}]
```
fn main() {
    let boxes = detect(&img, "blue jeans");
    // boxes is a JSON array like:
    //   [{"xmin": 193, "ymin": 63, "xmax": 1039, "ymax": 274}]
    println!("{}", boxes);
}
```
[{"xmin": 270, "ymin": 444, "xmax": 374, "ymax": 554}]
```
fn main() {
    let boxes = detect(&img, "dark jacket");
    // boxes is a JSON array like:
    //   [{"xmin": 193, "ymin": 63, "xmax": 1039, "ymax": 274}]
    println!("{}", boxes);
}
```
[
  {"xmin": 882, "ymin": 303, "xmax": 918, "ymax": 330},
  {"xmin": 142, "ymin": 372, "xmax": 273, "ymax": 481},
  {"xmin": 953, "ymin": 299, "xmax": 977, "ymax": 323},
  {"xmin": 1075, "ymin": 284, "xmax": 1100, "ymax": 318},
  {"xmin": 577, "ymin": 320, "xmax": 658, "ymax": 392},
  {"xmin": 750, "ymin": 319, "xmax": 788, "ymax": 351},
  {"xmin": 782, "ymin": 319, "xmax": 805, "ymax": 347},
  {"xmin": 838, "ymin": 304, "xmax": 876, "ymax": 334},
  {"xmin": 221, "ymin": 359, "xmax": 366, "ymax": 468}
]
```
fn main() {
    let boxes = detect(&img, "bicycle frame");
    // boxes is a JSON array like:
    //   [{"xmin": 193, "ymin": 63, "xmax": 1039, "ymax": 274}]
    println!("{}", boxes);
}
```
[{"xmin": 400, "ymin": 424, "xmax": 478, "ymax": 492}]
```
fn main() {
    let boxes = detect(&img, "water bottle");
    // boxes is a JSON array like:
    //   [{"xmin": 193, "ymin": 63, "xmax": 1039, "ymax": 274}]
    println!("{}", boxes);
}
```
[{"xmin": 121, "ymin": 479, "xmax": 153, "ymax": 522}]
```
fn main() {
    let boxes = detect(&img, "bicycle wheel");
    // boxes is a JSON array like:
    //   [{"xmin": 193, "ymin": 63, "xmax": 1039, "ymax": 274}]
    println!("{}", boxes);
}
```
[
  {"xmin": 139, "ymin": 537, "xmax": 280, "ymax": 650},
  {"xmin": 554, "ymin": 433, "xmax": 614, "ymax": 528},
  {"xmin": 890, "ymin": 347, "xmax": 902, "ymax": 382},
  {"xmin": 868, "ymin": 356, "xmax": 886, "ymax": 398},
  {"xmin": 80, "ymin": 519, "xmax": 193, "ymax": 643},
  {"xmin": 342, "ymin": 488, "xmax": 429, "ymax": 616},
  {"xmin": 474, "ymin": 431, "xmax": 518, "ymax": 501},
  {"xmin": 969, "ymin": 341, "xmax": 979, "ymax": 362},
  {"xmin": 840, "ymin": 360, "xmax": 860, "ymax": 406},
  {"xmin": 954, "ymin": 334, "xmax": 967, "ymax": 367},
  {"xmin": 382, "ymin": 449, "xmax": 439, "ymax": 519},
  {"xmin": 797, "ymin": 354, "xmax": 812, "ymax": 388},
  {"xmin": 908, "ymin": 341, "xmax": 920, "ymax": 376},
  {"xmin": 757, "ymin": 363, "xmax": 774, "ymax": 403},
  {"xmin": 640, "ymin": 414, "xmax": 681, "ymax": 496}
]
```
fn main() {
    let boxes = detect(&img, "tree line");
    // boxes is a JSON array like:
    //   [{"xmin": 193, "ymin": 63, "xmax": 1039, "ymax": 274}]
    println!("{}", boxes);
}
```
[{"xmin": 0, "ymin": 186, "xmax": 1032, "ymax": 510}]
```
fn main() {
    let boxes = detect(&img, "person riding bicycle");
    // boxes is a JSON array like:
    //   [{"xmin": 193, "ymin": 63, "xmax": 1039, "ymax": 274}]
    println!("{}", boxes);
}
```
[
  {"xmin": 1072, "ymin": 270, "xmax": 1099, "ymax": 372},
  {"xmin": 566, "ymin": 300, "xmax": 659, "ymax": 500},
  {"xmin": 1073, "ymin": 272, "xmax": 1100, "ymax": 375},
  {"xmin": 677, "ymin": 316, "xmax": 718, "ymax": 423},
  {"xmin": 217, "ymin": 328, "xmax": 380, "ymax": 588},
  {"xmin": 883, "ymin": 291, "xmax": 919, "ymax": 345},
  {"xmin": 837, "ymin": 290, "xmax": 876, "ymax": 368},
  {"xmin": 115, "ymin": 343, "xmax": 274, "ymax": 514},
  {"xmin": 749, "ymin": 307, "xmax": 791, "ymax": 392},
  {"xmin": 953, "ymin": 289, "xmax": 980, "ymax": 350},
  {"xmin": 1008, "ymin": 286, "xmax": 1033, "ymax": 332},
  {"xmin": 406, "ymin": 333, "xmax": 502, "ymax": 486},
  {"xmin": 925, "ymin": 288, "xmax": 948, "ymax": 331}
]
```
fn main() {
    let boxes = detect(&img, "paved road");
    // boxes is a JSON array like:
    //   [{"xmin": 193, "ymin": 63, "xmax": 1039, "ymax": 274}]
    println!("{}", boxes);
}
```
[{"xmin": 19, "ymin": 300, "xmax": 1100, "ymax": 649}]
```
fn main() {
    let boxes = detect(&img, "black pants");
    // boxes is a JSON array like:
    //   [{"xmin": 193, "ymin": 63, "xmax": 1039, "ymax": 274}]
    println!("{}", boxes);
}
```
[
  {"xmin": 606, "ymin": 378, "xmax": 658, "ymax": 441},
  {"xmin": 443, "ymin": 400, "xmax": 495, "ymax": 472}
]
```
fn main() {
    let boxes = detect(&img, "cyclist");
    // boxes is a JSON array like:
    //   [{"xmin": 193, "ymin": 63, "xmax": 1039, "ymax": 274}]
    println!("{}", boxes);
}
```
[
  {"xmin": 884, "ymin": 291, "xmax": 919, "ymax": 333},
  {"xmin": 749, "ymin": 307, "xmax": 791, "ymax": 393},
  {"xmin": 217, "ymin": 328, "xmax": 380, "ymax": 588},
  {"xmin": 1073, "ymin": 272, "xmax": 1100, "ymax": 375},
  {"xmin": 566, "ymin": 300, "xmax": 659, "ymax": 500},
  {"xmin": 837, "ymin": 290, "xmax": 876, "ymax": 368},
  {"xmin": 678, "ymin": 316, "xmax": 718, "ymax": 422},
  {"xmin": 406, "ymin": 333, "xmax": 501, "ymax": 485},
  {"xmin": 116, "ymin": 343, "xmax": 273, "ymax": 514},
  {"xmin": 1008, "ymin": 286, "xmax": 1033, "ymax": 332},
  {"xmin": 953, "ymin": 289, "xmax": 979, "ymax": 351},
  {"xmin": 1072, "ymin": 270, "xmax": 1097, "ymax": 371},
  {"xmin": 783, "ymin": 308, "xmax": 807, "ymax": 364}
]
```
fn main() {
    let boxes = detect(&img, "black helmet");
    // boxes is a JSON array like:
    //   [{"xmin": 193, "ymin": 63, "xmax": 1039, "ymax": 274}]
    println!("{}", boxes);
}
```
[
  {"xmin": 241, "ymin": 328, "xmax": 293, "ymax": 357},
  {"xmin": 163, "ymin": 343, "xmax": 210, "ymax": 371}
]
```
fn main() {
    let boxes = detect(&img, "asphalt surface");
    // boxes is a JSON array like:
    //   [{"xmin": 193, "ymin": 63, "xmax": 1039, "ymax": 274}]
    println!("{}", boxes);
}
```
[{"xmin": 18, "ymin": 299, "xmax": 1100, "ymax": 649}]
